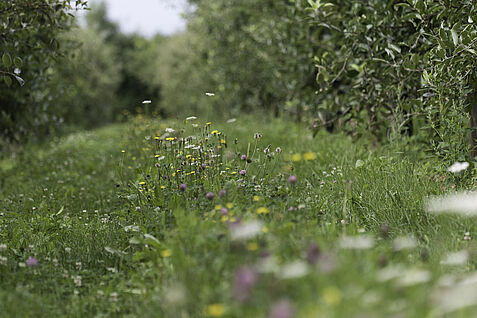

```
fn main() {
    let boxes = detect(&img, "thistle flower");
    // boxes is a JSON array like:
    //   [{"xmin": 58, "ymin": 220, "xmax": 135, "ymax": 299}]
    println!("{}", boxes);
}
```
[
  {"xmin": 26, "ymin": 256, "xmax": 38, "ymax": 267},
  {"xmin": 218, "ymin": 189, "xmax": 226, "ymax": 197},
  {"xmin": 206, "ymin": 192, "xmax": 215, "ymax": 200},
  {"xmin": 288, "ymin": 175, "xmax": 297, "ymax": 184},
  {"xmin": 240, "ymin": 170, "xmax": 246, "ymax": 176},
  {"xmin": 233, "ymin": 266, "xmax": 258, "ymax": 302},
  {"xmin": 241, "ymin": 154, "xmax": 247, "ymax": 161},
  {"xmin": 179, "ymin": 184, "xmax": 187, "ymax": 192}
]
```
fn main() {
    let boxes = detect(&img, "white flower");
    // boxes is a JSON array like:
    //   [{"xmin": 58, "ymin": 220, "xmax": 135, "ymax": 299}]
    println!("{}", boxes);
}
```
[
  {"xmin": 165, "ymin": 128, "xmax": 175, "ymax": 133},
  {"xmin": 227, "ymin": 118, "xmax": 237, "ymax": 123},
  {"xmin": 279, "ymin": 261, "xmax": 309, "ymax": 279},
  {"xmin": 426, "ymin": 192, "xmax": 477, "ymax": 216},
  {"xmin": 440, "ymin": 250, "xmax": 469, "ymax": 266},
  {"xmin": 447, "ymin": 161, "xmax": 469, "ymax": 173},
  {"xmin": 230, "ymin": 221, "xmax": 263, "ymax": 241},
  {"xmin": 392, "ymin": 236, "xmax": 417, "ymax": 251},
  {"xmin": 205, "ymin": 92, "xmax": 215, "ymax": 96},
  {"xmin": 186, "ymin": 116, "xmax": 197, "ymax": 121},
  {"xmin": 142, "ymin": 100, "xmax": 152, "ymax": 104},
  {"xmin": 339, "ymin": 235, "xmax": 375, "ymax": 249},
  {"xmin": 397, "ymin": 269, "xmax": 431, "ymax": 287}
]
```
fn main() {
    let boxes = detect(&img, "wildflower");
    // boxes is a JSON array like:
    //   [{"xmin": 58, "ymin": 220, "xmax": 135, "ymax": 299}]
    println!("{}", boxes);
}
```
[
  {"xmin": 257, "ymin": 207, "xmax": 270, "ymax": 214},
  {"xmin": 303, "ymin": 152, "xmax": 317, "ymax": 161},
  {"xmin": 110, "ymin": 292, "xmax": 119, "ymax": 302},
  {"xmin": 227, "ymin": 118, "xmax": 236, "ymax": 123},
  {"xmin": 339, "ymin": 235, "xmax": 375, "ymax": 249},
  {"xmin": 206, "ymin": 192, "xmax": 215, "ymax": 200},
  {"xmin": 240, "ymin": 170, "xmax": 246, "ymax": 176},
  {"xmin": 165, "ymin": 128, "xmax": 175, "ymax": 133},
  {"xmin": 233, "ymin": 266, "xmax": 258, "ymax": 302},
  {"xmin": 179, "ymin": 184, "xmax": 187, "ymax": 192},
  {"xmin": 291, "ymin": 154, "xmax": 301, "ymax": 162},
  {"xmin": 288, "ymin": 206, "xmax": 297, "ymax": 211},
  {"xmin": 206, "ymin": 304, "xmax": 224, "ymax": 317},
  {"xmin": 306, "ymin": 243, "xmax": 321, "ymax": 265},
  {"xmin": 268, "ymin": 299, "xmax": 294, "ymax": 318},
  {"xmin": 142, "ymin": 100, "xmax": 152, "ymax": 104},
  {"xmin": 0, "ymin": 256, "xmax": 7, "ymax": 265},
  {"xmin": 205, "ymin": 92, "xmax": 215, "ymax": 97},
  {"xmin": 279, "ymin": 261, "xmax": 309, "ymax": 279},
  {"xmin": 74, "ymin": 275, "xmax": 82, "ymax": 287},
  {"xmin": 448, "ymin": 162, "xmax": 469, "ymax": 173},
  {"xmin": 0, "ymin": 244, "xmax": 6, "ymax": 252},
  {"xmin": 275, "ymin": 147, "xmax": 282, "ymax": 153},
  {"xmin": 441, "ymin": 250, "xmax": 469, "ymax": 266},
  {"xmin": 288, "ymin": 175, "xmax": 297, "ymax": 184},
  {"xmin": 26, "ymin": 256, "xmax": 38, "ymax": 267},
  {"xmin": 254, "ymin": 133, "xmax": 262, "ymax": 139},
  {"xmin": 392, "ymin": 236, "xmax": 417, "ymax": 251},
  {"xmin": 322, "ymin": 286, "xmax": 341, "ymax": 306},
  {"xmin": 220, "ymin": 208, "xmax": 229, "ymax": 215},
  {"xmin": 426, "ymin": 192, "xmax": 477, "ymax": 216},
  {"xmin": 230, "ymin": 220, "xmax": 263, "ymax": 241},
  {"xmin": 464, "ymin": 232, "xmax": 472, "ymax": 240},
  {"xmin": 241, "ymin": 154, "xmax": 247, "ymax": 161},
  {"xmin": 186, "ymin": 116, "xmax": 197, "ymax": 121},
  {"xmin": 218, "ymin": 189, "xmax": 226, "ymax": 197},
  {"xmin": 161, "ymin": 249, "xmax": 172, "ymax": 258}
]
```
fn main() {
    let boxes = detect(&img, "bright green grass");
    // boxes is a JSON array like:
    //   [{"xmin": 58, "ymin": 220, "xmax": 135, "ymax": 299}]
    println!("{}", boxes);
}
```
[{"xmin": 0, "ymin": 116, "xmax": 476, "ymax": 317}]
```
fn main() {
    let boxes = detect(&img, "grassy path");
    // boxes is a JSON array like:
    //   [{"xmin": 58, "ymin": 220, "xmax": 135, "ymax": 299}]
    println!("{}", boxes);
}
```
[{"xmin": 0, "ymin": 117, "xmax": 475, "ymax": 317}]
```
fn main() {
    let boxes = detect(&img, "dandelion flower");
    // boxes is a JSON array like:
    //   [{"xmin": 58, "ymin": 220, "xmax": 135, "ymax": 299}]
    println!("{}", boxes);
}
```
[
  {"xmin": 257, "ymin": 207, "xmax": 270, "ymax": 214},
  {"xmin": 303, "ymin": 152, "xmax": 317, "ymax": 161}
]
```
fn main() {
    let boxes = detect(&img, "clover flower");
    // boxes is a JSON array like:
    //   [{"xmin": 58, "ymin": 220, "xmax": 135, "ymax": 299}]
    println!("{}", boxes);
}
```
[
  {"xmin": 288, "ymin": 175, "xmax": 297, "ymax": 184},
  {"xmin": 26, "ymin": 256, "xmax": 38, "ymax": 267},
  {"xmin": 206, "ymin": 192, "xmax": 215, "ymax": 200}
]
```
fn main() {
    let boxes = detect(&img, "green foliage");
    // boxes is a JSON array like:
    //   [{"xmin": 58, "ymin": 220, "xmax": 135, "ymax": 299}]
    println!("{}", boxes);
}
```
[
  {"xmin": 0, "ymin": 0, "xmax": 87, "ymax": 147},
  {"xmin": 48, "ymin": 27, "xmax": 122, "ymax": 128},
  {"xmin": 310, "ymin": 0, "xmax": 477, "ymax": 157}
]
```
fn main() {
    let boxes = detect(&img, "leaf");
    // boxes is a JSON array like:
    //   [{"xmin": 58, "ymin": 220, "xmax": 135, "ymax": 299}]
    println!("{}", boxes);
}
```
[
  {"xmin": 451, "ymin": 29, "xmax": 459, "ymax": 47},
  {"xmin": 14, "ymin": 57, "xmax": 22, "ymax": 68},
  {"xmin": 2, "ymin": 53, "xmax": 12, "ymax": 67},
  {"xmin": 4, "ymin": 75, "xmax": 12, "ymax": 87}
]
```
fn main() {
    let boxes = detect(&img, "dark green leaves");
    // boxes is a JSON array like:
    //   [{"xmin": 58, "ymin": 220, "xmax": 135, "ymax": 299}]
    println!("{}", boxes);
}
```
[{"xmin": 2, "ymin": 53, "xmax": 12, "ymax": 68}]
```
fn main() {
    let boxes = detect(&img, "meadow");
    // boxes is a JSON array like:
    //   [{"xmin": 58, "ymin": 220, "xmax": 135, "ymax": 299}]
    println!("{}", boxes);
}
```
[{"xmin": 1, "ymin": 114, "xmax": 476, "ymax": 317}]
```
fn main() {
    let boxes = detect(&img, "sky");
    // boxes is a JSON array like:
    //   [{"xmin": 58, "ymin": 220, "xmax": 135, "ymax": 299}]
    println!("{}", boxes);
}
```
[{"xmin": 82, "ymin": 0, "xmax": 188, "ymax": 37}]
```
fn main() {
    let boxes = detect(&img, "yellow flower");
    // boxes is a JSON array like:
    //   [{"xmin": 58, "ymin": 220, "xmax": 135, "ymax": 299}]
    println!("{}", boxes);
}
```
[
  {"xmin": 121, "ymin": 150, "xmax": 126, "ymax": 153},
  {"xmin": 160, "ymin": 185, "xmax": 166, "ymax": 189},
  {"xmin": 154, "ymin": 136, "xmax": 160, "ymax": 140},
  {"xmin": 160, "ymin": 249, "xmax": 172, "ymax": 258},
  {"xmin": 206, "ymin": 304, "xmax": 225, "ymax": 317},
  {"xmin": 322, "ymin": 286, "xmax": 341, "ymax": 306},
  {"xmin": 211, "ymin": 130, "xmax": 219, "ymax": 135},
  {"xmin": 221, "ymin": 215, "xmax": 229, "ymax": 222},
  {"xmin": 166, "ymin": 137, "xmax": 175, "ymax": 141},
  {"xmin": 304, "ymin": 152, "xmax": 317, "ymax": 161},
  {"xmin": 253, "ymin": 196, "xmax": 261, "ymax": 202},
  {"xmin": 220, "ymin": 139, "xmax": 226, "ymax": 144},
  {"xmin": 247, "ymin": 242, "xmax": 259, "ymax": 251},
  {"xmin": 139, "ymin": 181, "xmax": 146, "ymax": 185},
  {"xmin": 226, "ymin": 203, "xmax": 234, "ymax": 209},
  {"xmin": 262, "ymin": 226, "xmax": 269, "ymax": 233},
  {"xmin": 215, "ymin": 205, "xmax": 223, "ymax": 210},
  {"xmin": 291, "ymin": 153, "xmax": 302, "ymax": 162},
  {"xmin": 257, "ymin": 207, "xmax": 270, "ymax": 214}
]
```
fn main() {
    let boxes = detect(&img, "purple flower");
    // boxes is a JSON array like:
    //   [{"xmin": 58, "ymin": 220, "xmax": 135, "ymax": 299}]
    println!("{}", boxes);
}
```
[
  {"xmin": 201, "ymin": 163, "xmax": 206, "ymax": 170},
  {"xmin": 288, "ymin": 206, "xmax": 297, "ymax": 211},
  {"xmin": 306, "ymin": 243, "xmax": 321, "ymax": 265},
  {"xmin": 241, "ymin": 154, "xmax": 247, "ymax": 161},
  {"xmin": 220, "ymin": 208, "xmax": 229, "ymax": 215},
  {"xmin": 218, "ymin": 189, "xmax": 226, "ymax": 197},
  {"xmin": 26, "ymin": 256, "xmax": 38, "ymax": 267},
  {"xmin": 269, "ymin": 300, "xmax": 294, "ymax": 318},
  {"xmin": 240, "ymin": 170, "xmax": 246, "ymax": 176},
  {"xmin": 206, "ymin": 192, "xmax": 215, "ymax": 200},
  {"xmin": 233, "ymin": 266, "xmax": 258, "ymax": 301},
  {"xmin": 179, "ymin": 184, "xmax": 187, "ymax": 192},
  {"xmin": 287, "ymin": 175, "xmax": 297, "ymax": 184}
]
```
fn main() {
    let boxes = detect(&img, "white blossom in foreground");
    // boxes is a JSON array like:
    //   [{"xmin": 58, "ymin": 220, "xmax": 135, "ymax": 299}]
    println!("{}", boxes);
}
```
[
  {"xmin": 205, "ymin": 92, "xmax": 215, "ymax": 96},
  {"xmin": 186, "ymin": 116, "xmax": 197, "ymax": 121},
  {"xmin": 392, "ymin": 236, "xmax": 417, "ymax": 251},
  {"xmin": 230, "ymin": 221, "xmax": 263, "ymax": 241},
  {"xmin": 433, "ymin": 272, "xmax": 477, "ymax": 314},
  {"xmin": 426, "ymin": 192, "xmax": 477, "ymax": 216},
  {"xmin": 279, "ymin": 261, "xmax": 309, "ymax": 279},
  {"xmin": 397, "ymin": 269, "xmax": 431, "ymax": 287},
  {"xmin": 339, "ymin": 235, "xmax": 375, "ymax": 249},
  {"xmin": 440, "ymin": 250, "xmax": 469, "ymax": 266},
  {"xmin": 447, "ymin": 162, "xmax": 469, "ymax": 173},
  {"xmin": 142, "ymin": 100, "xmax": 152, "ymax": 104}
]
